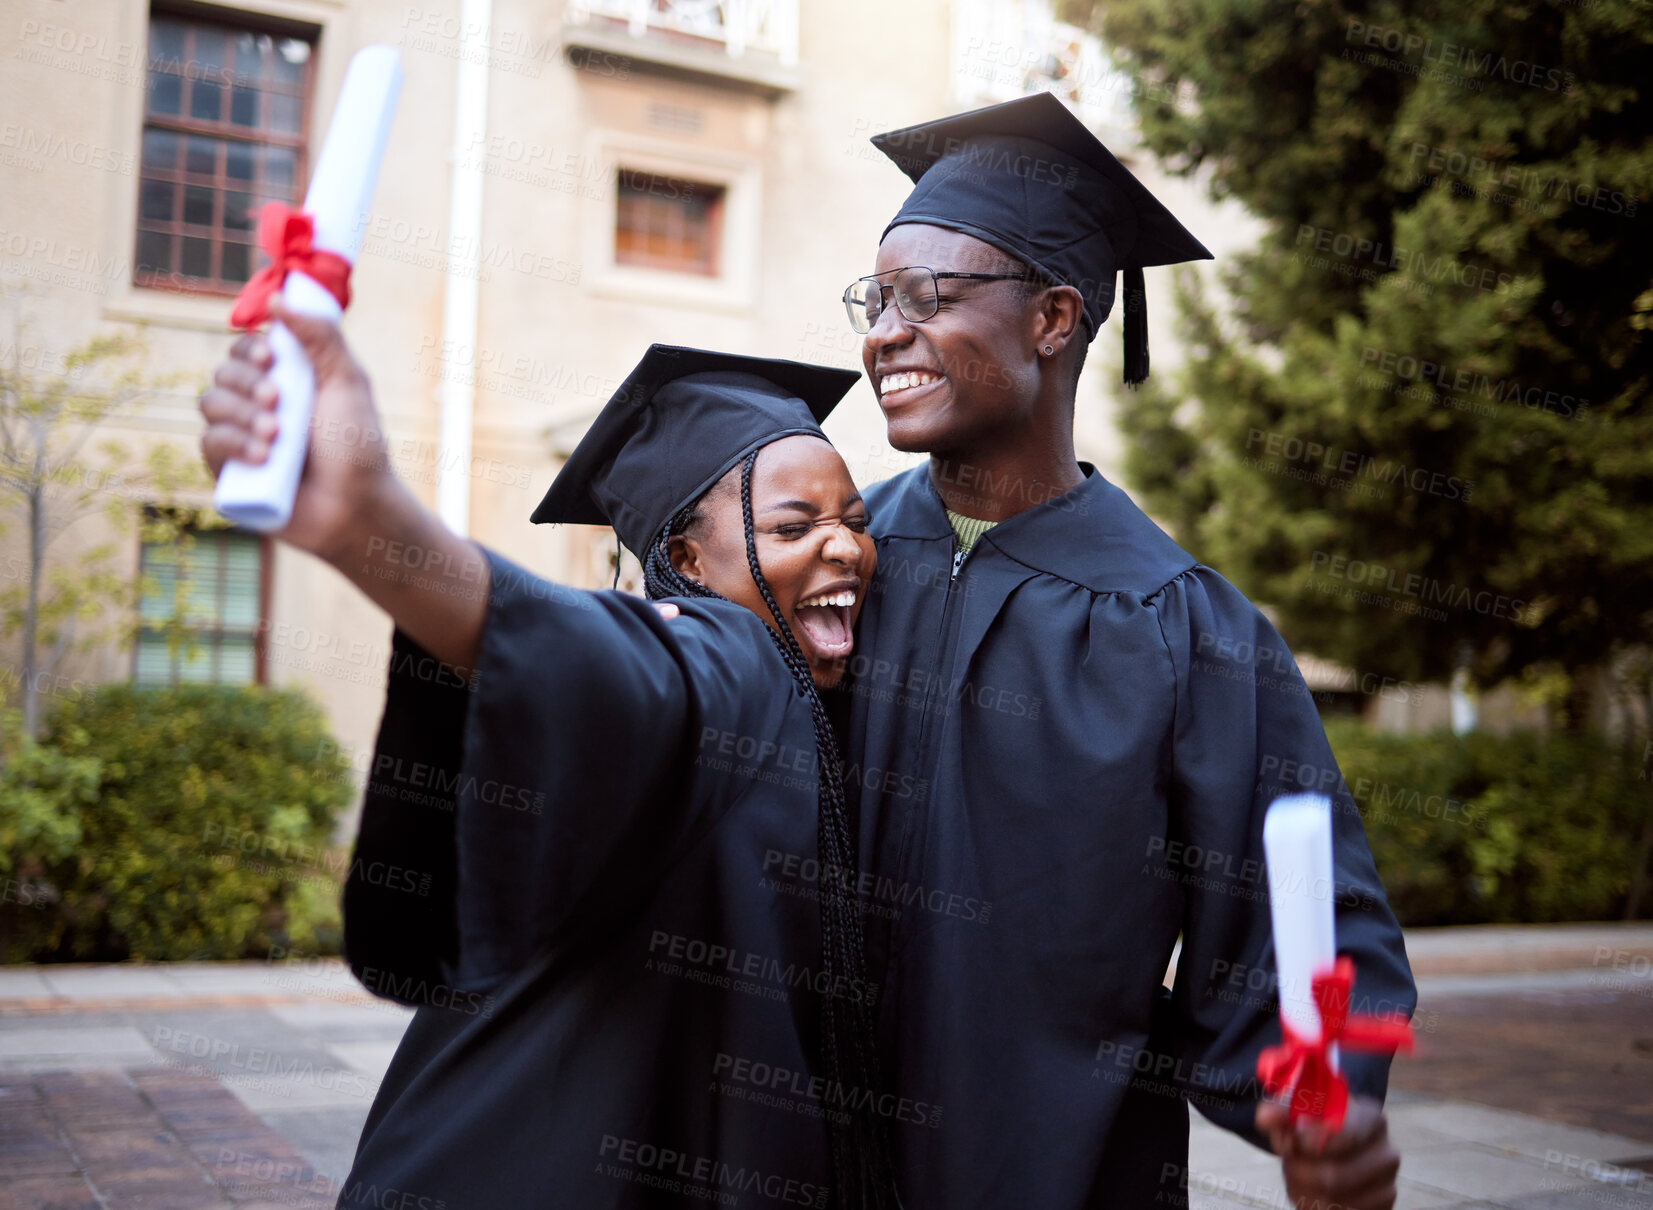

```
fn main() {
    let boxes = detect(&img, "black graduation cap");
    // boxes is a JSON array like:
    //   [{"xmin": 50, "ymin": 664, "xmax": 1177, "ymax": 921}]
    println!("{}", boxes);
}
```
[
  {"xmin": 871, "ymin": 92, "xmax": 1212, "ymax": 386},
  {"xmin": 530, "ymin": 345, "xmax": 861, "ymax": 559}
]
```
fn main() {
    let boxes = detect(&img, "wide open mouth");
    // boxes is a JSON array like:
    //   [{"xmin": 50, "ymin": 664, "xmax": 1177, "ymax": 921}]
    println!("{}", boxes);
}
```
[{"xmin": 791, "ymin": 584, "xmax": 858, "ymax": 661}]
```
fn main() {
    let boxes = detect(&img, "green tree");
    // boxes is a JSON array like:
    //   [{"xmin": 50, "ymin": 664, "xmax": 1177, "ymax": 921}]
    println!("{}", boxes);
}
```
[
  {"xmin": 1067, "ymin": 0, "xmax": 1653, "ymax": 703},
  {"xmin": 0, "ymin": 288, "xmax": 215, "ymax": 739}
]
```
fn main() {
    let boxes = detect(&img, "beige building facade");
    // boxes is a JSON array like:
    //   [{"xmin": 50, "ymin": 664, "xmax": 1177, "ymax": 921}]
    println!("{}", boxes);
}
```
[{"xmin": 1, "ymin": 0, "xmax": 1238, "ymax": 779}]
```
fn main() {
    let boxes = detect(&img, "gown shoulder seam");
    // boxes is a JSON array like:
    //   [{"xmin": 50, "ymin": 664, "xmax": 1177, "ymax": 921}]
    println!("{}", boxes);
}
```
[
  {"xmin": 977, "ymin": 537, "xmax": 1203, "ymax": 600},
  {"xmin": 1145, "ymin": 590, "xmax": 1183, "ymax": 741},
  {"xmin": 1141, "ymin": 562, "xmax": 1206, "ymax": 605}
]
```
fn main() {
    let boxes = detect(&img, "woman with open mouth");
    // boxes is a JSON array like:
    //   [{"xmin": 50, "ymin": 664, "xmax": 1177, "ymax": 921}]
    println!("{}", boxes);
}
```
[{"xmin": 198, "ymin": 308, "xmax": 900, "ymax": 1209}]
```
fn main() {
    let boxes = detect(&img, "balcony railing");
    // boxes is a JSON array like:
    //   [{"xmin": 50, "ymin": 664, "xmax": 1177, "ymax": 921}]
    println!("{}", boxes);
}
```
[
  {"xmin": 949, "ymin": 0, "xmax": 1143, "ymax": 143},
  {"xmin": 564, "ymin": 0, "xmax": 800, "ymax": 87}
]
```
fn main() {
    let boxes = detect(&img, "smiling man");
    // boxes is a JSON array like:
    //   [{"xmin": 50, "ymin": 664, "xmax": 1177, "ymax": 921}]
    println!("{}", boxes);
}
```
[{"xmin": 827, "ymin": 93, "xmax": 1417, "ymax": 1209}]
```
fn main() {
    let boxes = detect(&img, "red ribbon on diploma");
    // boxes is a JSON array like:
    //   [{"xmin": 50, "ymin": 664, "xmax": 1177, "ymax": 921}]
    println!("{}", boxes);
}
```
[
  {"xmin": 1255, "ymin": 956, "xmax": 1414, "ymax": 1130},
  {"xmin": 229, "ymin": 203, "xmax": 352, "ymax": 331}
]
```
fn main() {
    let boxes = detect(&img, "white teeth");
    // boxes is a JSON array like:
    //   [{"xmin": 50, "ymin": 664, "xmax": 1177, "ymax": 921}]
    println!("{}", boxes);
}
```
[
  {"xmin": 798, "ymin": 590, "xmax": 856, "ymax": 609},
  {"xmin": 880, "ymin": 371, "xmax": 939, "ymax": 394}
]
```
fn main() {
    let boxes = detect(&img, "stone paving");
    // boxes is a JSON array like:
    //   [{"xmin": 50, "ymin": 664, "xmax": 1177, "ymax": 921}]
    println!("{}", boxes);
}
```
[{"xmin": 0, "ymin": 926, "xmax": 1648, "ymax": 1209}]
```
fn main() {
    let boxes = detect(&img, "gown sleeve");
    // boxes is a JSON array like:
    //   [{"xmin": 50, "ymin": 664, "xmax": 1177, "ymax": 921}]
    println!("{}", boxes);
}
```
[
  {"xmin": 1149, "ymin": 565, "xmax": 1417, "ymax": 1144},
  {"xmin": 341, "ymin": 545, "xmax": 792, "ymax": 1006}
]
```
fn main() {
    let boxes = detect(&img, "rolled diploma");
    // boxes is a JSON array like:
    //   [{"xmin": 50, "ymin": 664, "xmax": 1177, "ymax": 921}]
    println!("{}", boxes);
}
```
[
  {"xmin": 1263, "ymin": 792, "xmax": 1339, "ymax": 1073},
  {"xmin": 213, "ymin": 46, "xmax": 403, "ymax": 531}
]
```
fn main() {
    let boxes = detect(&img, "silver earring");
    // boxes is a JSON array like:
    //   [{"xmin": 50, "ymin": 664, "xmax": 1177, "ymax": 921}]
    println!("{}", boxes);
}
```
[{"xmin": 1043, "ymin": 345, "xmax": 1055, "ymax": 356}]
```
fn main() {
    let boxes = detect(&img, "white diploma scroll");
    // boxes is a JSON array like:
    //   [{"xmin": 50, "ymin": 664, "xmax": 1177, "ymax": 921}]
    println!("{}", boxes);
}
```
[
  {"xmin": 1263, "ymin": 793, "xmax": 1339, "ymax": 1067},
  {"xmin": 213, "ymin": 46, "xmax": 403, "ymax": 531}
]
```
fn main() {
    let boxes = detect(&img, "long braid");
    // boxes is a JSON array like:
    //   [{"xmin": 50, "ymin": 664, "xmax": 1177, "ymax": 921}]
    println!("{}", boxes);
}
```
[
  {"xmin": 734, "ymin": 452, "xmax": 899, "ymax": 1210},
  {"xmin": 643, "ymin": 452, "xmax": 899, "ymax": 1210}
]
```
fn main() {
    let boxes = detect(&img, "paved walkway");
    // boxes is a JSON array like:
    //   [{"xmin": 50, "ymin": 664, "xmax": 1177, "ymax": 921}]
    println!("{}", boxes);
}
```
[{"xmin": 0, "ymin": 925, "xmax": 1649, "ymax": 1209}]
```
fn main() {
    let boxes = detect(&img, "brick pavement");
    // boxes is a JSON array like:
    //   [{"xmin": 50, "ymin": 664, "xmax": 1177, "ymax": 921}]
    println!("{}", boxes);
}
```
[
  {"xmin": 1392, "ymin": 986, "xmax": 1653, "ymax": 1146},
  {"xmin": 1, "ymin": 927, "xmax": 1650, "ymax": 1209},
  {"xmin": 0, "ymin": 1068, "xmax": 333, "ymax": 1210}
]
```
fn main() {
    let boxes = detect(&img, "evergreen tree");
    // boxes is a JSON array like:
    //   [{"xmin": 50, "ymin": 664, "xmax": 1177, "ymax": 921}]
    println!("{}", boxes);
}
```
[{"xmin": 1073, "ymin": 0, "xmax": 1653, "ymax": 698}]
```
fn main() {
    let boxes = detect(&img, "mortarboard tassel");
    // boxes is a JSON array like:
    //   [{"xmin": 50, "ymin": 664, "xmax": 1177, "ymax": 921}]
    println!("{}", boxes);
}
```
[{"xmin": 1122, "ymin": 266, "xmax": 1148, "ymax": 388}]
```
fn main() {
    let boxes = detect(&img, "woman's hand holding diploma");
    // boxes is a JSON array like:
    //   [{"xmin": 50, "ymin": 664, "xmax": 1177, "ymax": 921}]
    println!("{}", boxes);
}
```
[{"xmin": 199, "ymin": 298, "xmax": 488, "ymax": 674}]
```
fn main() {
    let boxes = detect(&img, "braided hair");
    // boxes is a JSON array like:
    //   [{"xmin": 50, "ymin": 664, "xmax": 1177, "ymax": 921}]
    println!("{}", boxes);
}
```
[{"xmin": 643, "ymin": 448, "xmax": 899, "ymax": 1210}]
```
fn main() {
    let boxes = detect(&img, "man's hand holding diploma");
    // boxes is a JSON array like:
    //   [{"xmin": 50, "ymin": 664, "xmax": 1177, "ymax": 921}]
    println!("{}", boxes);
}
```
[
  {"xmin": 198, "ymin": 299, "xmax": 488, "ymax": 674},
  {"xmin": 1256, "ymin": 1094, "xmax": 1400, "ymax": 1210},
  {"xmin": 1254, "ymin": 794, "xmax": 1414, "ymax": 1210}
]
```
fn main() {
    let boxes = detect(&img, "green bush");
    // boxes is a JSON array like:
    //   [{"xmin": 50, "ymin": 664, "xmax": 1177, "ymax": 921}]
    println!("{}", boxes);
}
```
[
  {"xmin": 1324, "ymin": 720, "xmax": 1651, "ymax": 926},
  {"xmin": 1, "ymin": 684, "xmax": 352, "ymax": 962},
  {"xmin": 0, "ymin": 721, "xmax": 102, "ymax": 961}
]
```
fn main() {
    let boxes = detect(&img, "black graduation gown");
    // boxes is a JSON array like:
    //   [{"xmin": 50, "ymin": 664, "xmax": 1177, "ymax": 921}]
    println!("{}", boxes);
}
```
[
  {"xmin": 336, "ymin": 548, "xmax": 839, "ymax": 1210},
  {"xmin": 828, "ymin": 465, "xmax": 1417, "ymax": 1209}
]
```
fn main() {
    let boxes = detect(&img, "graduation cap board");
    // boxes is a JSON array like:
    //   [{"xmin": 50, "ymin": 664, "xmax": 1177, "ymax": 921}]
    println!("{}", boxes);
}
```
[
  {"xmin": 530, "ymin": 345, "xmax": 862, "ymax": 560},
  {"xmin": 871, "ymin": 91, "xmax": 1213, "ymax": 385}
]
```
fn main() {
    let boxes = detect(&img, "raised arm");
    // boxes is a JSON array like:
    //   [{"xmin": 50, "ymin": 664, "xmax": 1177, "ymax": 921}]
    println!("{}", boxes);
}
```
[{"xmin": 198, "ymin": 298, "xmax": 486, "ymax": 672}]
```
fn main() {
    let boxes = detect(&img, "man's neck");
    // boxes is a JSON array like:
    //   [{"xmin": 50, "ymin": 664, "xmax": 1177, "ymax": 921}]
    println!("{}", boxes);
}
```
[{"xmin": 926, "ymin": 445, "xmax": 1084, "ymax": 524}]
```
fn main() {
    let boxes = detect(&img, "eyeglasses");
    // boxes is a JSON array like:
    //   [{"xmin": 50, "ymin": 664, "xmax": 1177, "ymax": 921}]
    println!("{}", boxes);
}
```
[{"xmin": 842, "ymin": 266, "xmax": 1030, "ymax": 335}]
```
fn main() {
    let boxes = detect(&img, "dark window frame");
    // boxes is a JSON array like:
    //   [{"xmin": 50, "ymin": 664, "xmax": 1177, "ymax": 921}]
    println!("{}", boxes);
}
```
[{"xmin": 135, "ymin": 5, "xmax": 318, "ymax": 296}]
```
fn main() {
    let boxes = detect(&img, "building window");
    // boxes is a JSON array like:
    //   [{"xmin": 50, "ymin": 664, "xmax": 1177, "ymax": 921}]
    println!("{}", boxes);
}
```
[
  {"xmin": 614, "ymin": 169, "xmax": 725, "ymax": 277},
  {"xmin": 134, "ymin": 522, "xmax": 266, "ymax": 685},
  {"xmin": 136, "ymin": 10, "xmax": 315, "ymax": 294}
]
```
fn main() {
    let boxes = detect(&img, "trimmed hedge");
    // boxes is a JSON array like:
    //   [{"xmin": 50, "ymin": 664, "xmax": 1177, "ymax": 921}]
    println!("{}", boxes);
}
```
[
  {"xmin": 1324, "ymin": 720, "xmax": 1650, "ymax": 926},
  {"xmin": 4, "ymin": 690, "xmax": 1644, "ymax": 956},
  {"xmin": 0, "ymin": 684, "xmax": 352, "ymax": 962}
]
